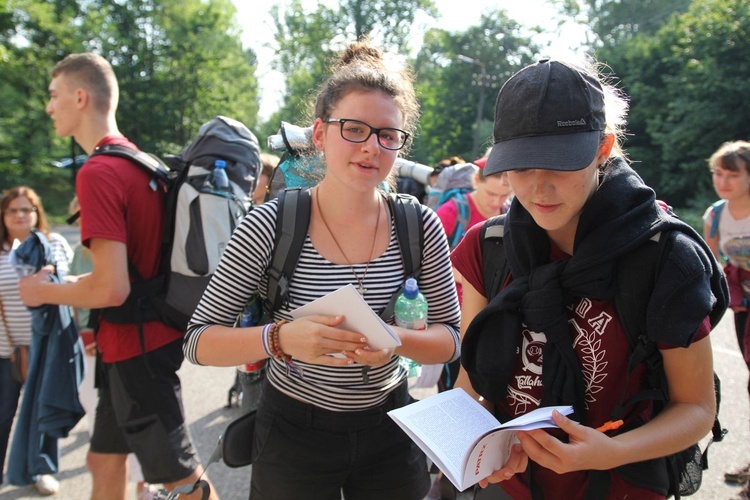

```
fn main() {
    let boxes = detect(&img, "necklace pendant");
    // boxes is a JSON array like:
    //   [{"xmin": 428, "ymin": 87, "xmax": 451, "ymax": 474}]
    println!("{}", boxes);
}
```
[{"xmin": 356, "ymin": 284, "xmax": 367, "ymax": 295}]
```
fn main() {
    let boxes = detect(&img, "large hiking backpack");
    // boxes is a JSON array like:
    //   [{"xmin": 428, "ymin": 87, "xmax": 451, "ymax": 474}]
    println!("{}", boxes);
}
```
[
  {"xmin": 90, "ymin": 116, "xmax": 261, "ymax": 332},
  {"xmin": 424, "ymin": 163, "xmax": 476, "ymax": 249},
  {"xmin": 264, "ymin": 122, "xmax": 323, "ymax": 202},
  {"xmin": 423, "ymin": 162, "xmax": 476, "ymax": 210},
  {"xmin": 478, "ymin": 214, "xmax": 727, "ymax": 499}
]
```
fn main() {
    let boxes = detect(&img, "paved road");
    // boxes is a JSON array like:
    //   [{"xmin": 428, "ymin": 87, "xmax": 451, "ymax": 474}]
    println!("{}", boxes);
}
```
[{"xmin": 1, "ymin": 226, "xmax": 748, "ymax": 499}]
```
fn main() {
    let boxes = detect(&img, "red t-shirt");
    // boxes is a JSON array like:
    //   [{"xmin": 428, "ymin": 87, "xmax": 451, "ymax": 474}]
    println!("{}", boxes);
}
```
[
  {"xmin": 77, "ymin": 135, "xmax": 183, "ymax": 363},
  {"xmin": 451, "ymin": 223, "xmax": 710, "ymax": 499}
]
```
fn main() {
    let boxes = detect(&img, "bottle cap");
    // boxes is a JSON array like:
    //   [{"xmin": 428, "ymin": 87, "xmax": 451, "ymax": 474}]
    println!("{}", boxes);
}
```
[
  {"xmin": 403, "ymin": 278, "xmax": 418, "ymax": 299},
  {"xmin": 215, "ymin": 159, "xmax": 227, "ymax": 168}
]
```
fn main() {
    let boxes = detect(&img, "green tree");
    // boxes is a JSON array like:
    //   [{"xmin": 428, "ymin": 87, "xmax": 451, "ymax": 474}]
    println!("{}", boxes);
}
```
[
  {"xmin": 411, "ymin": 10, "xmax": 539, "ymax": 165},
  {"xmin": 597, "ymin": 0, "xmax": 750, "ymax": 207},
  {"xmin": 266, "ymin": 0, "xmax": 437, "ymax": 128},
  {"xmin": 558, "ymin": 0, "xmax": 691, "ymax": 48},
  {"xmin": 1, "ymin": 0, "xmax": 259, "ymax": 217},
  {"xmin": 0, "ymin": 0, "xmax": 85, "ymax": 166},
  {"xmin": 80, "ymin": 0, "xmax": 259, "ymax": 153}
]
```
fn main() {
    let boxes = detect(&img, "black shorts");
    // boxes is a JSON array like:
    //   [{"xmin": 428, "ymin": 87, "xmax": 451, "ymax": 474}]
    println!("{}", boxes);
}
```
[
  {"xmin": 89, "ymin": 340, "xmax": 199, "ymax": 484},
  {"xmin": 250, "ymin": 380, "xmax": 430, "ymax": 500}
]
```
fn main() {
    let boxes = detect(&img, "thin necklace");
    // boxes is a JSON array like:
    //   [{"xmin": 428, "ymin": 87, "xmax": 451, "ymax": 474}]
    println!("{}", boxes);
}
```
[{"xmin": 315, "ymin": 187, "xmax": 381, "ymax": 295}]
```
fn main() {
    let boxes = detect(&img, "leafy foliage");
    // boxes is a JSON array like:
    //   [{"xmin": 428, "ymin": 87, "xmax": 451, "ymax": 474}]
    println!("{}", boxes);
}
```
[
  {"xmin": 79, "ymin": 0, "xmax": 259, "ymax": 154},
  {"xmin": 412, "ymin": 9, "xmax": 539, "ymax": 165},
  {"xmin": 558, "ymin": 0, "xmax": 692, "ymax": 48},
  {"xmin": 268, "ymin": 0, "xmax": 436, "ymax": 127},
  {"xmin": 597, "ymin": 0, "xmax": 750, "ymax": 207},
  {"xmin": 2, "ymin": 0, "xmax": 748, "ymax": 220},
  {"xmin": 1, "ymin": 0, "xmax": 258, "ymax": 217}
]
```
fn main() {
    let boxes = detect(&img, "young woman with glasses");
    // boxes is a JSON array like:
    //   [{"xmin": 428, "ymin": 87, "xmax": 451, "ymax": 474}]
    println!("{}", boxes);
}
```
[
  {"xmin": 0, "ymin": 186, "xmax": 72, "ymax": 495},
  {"xmin": 184, "ymin": 40, "xmax": 461, "ymax": 499}
]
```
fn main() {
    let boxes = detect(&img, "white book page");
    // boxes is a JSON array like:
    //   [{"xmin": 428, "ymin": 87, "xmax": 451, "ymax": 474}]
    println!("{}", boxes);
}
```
[
  {"xmin": 388, "ymin": 389, "xmax": 501, "ymax": 489},
  {"xmin": 460, "ymin": 404, "xmax": 573, "ymax": 488},
  {"xmin": 389, "ymin": 389, "xmax": 574, "ymax": 491},
  {"xmin": 290, "ymin": 284, "xmax": 401, "ymax": 350}
]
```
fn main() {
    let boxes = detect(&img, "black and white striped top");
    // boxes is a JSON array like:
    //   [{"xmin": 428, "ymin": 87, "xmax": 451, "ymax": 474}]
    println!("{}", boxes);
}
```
[
  {"xmin": 0, "ymin": 233, "xmax": 73, "ymax": 357},
  {"xmin": 184, "ymin": 197, "xmax": 461, "ymax": 412}
]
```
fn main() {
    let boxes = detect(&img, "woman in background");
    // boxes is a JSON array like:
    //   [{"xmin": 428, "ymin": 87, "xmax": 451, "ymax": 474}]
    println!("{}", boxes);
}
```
[
  {"xmin": 0, "ymin": 186, "xmax": 72, "ymax": 495},
  {"xmin": 703, "ymin": 140, "xmax": 750, "ymax": 494}
]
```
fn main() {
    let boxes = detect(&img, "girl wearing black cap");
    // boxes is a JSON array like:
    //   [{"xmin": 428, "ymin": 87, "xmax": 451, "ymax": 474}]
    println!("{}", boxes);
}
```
[{"xmin": 450, "ymin": 59, "xmax": 728, "ymax": 498}]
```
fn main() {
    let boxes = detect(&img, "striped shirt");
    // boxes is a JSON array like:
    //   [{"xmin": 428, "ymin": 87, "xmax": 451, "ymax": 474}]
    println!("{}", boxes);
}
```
[
  {"xmin": 0, "ymin": 233, "xmax": 73, "ymax": 357},
  {"xmin": 184, "ymin": 196, "xmax": 461, "ymax": 411}
]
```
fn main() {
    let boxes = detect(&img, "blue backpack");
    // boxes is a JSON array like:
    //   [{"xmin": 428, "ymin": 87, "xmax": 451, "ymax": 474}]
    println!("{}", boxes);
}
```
[
  {"xmin": 424, "ymin": 163, "xmax": 477, "ymax": 249},
  {"xmin": 708, "ymin": 199, "xmax": 727, "ymax": 239}
]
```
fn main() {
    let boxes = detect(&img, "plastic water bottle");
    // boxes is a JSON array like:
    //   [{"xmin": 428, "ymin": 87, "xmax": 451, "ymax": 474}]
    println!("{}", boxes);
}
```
[
  {"xmin": 394, "ymin": 278, "xmax": 428, "ymax": 330},
  {"xmin": 237, "ymin": 296, "xmax": 265, "ymax": 414},
  {"xmin": 212, "ymin": 159, "xmax": 230, "ymax": 194},
  {"xmin": 395, "ymin": 278, "xmax": 427, "ymax": 380}
]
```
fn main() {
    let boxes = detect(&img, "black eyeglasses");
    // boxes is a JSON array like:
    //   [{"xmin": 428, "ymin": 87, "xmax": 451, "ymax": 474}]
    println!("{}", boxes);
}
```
[
  {"xmin": 4, "ymin": 207, "xmax": 37, "ymax": 216},
  {"xmin": 325, "ymin": 118, "xmax": 409, "ymax": 151}
]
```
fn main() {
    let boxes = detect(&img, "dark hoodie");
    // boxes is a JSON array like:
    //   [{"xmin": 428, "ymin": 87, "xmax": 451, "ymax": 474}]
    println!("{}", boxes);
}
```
[{"xmin": 461, "ymin": 158, "xmax": 728, "ymax": 417}]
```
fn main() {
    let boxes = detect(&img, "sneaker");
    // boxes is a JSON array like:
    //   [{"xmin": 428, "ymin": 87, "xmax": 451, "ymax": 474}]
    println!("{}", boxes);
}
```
[
  {"xmin": 34, "ymin": 475, "xmax": 59, "ymax": 496},
  {"xmin": 726, "ymin": 463, "xmax": 750, "ymax": 484}
]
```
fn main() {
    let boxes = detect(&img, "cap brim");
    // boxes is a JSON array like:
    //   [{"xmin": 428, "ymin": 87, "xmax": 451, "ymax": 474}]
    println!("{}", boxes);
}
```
[{"xmin": 484, "ymin": 131, "xmax": 601, "ymax": 175}]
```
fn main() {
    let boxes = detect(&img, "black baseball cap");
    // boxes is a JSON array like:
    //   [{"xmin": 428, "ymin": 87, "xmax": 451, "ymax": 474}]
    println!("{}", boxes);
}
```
[{"xmin": 484, "ymin": 59, "xmax": 606, "ymax": 175}]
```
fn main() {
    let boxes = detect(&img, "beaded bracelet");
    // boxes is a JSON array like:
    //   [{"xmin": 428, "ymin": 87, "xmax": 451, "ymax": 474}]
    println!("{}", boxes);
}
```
[
  {"xmin": 269, "ymin": 320, "xmax": 290, "ymax": 362},
  {"xmin": 265, "ymin": 320, "xmax": 302, "ymax": 378},
  {"xmin": 267, "ymin": 322, "xmax": 279, "ymax": 358}
]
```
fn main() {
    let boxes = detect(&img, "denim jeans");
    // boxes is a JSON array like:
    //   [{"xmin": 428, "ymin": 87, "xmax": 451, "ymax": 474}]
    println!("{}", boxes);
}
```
[{"xmin": 0, "ymin": 356, "xmax": 23, "ymax": 485}]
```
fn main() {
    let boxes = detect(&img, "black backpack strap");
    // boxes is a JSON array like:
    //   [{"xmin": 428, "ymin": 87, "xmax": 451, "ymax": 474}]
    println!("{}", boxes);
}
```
[
  {"xmin": 90, "ymin": 143, "xmax": 179, "ymax": 276},
  {"xmin": 611, "ymin": 231, "xmax": 671, "ymax": 420},
  {"xmin": 265, "ymin": 188, "xmax": 311, "ymax": 315},
  {"xmin": 388, "ymin": 193, "xmax": 424, "ymax": 279},
  {"xmin": 480, "ymin": 214, "xmax": 509, "ymax": 300},
  {"xmin": 91, "ymin": 144, "xmax": 173, "ymax": 187},
  {"xmin": 701, "ymin": 371, "xmax": 728, "ymax": 470},
  {"xmin": 380, "ymin": 193, "xmax": 424, "ymax": 321}
]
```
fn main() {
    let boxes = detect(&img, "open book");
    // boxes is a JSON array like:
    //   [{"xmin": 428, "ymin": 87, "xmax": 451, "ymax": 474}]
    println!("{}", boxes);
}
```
[
  {"xmin": 290, "ymin": 284, "xmax": 401, "ymax": 352},
  {"xmin": 388, "ymin": 388, "xmax": 573, "ymax": 492}
]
